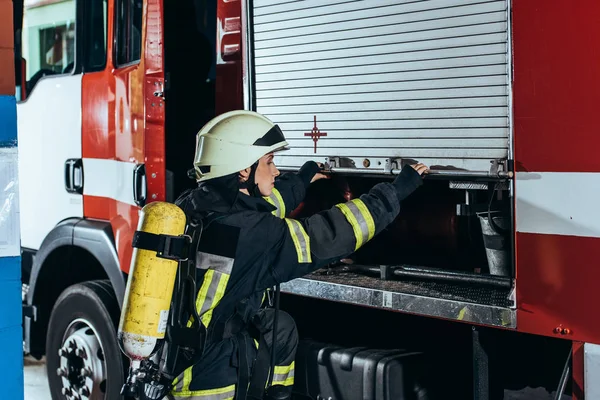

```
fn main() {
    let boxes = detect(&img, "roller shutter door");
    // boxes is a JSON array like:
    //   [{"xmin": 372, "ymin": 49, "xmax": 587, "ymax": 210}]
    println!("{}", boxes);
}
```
[{"xmin": 252, "ymin": 0, "xmax": 510, "ymax": 173}]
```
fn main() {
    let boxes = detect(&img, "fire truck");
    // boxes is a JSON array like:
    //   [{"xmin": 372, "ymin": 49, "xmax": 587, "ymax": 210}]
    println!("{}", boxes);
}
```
[{"xmin": 14, "ymin": 0, "xmax": 600, "ymax": 398}]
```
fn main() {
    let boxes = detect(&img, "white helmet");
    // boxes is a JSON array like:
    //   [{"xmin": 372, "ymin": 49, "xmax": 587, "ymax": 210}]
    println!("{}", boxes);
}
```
[{"xmin": 192, "ymin": 110, "xmax": 289, "ymax": 182}]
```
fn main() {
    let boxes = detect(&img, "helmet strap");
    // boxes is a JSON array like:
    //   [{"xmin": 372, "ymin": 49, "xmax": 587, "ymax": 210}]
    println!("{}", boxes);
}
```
[{"xmin": 239, "ymin": 162, "xmax": 261, "ymax": 197}]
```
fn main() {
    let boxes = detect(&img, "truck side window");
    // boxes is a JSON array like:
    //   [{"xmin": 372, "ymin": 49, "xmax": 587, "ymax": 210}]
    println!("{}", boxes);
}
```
[
  {"xmin": 21, "ymin": 0, "xmax": 76, "ymax": 93},
  {"xmin": 82, "ymin": 0, "xmax": 108, "ymax": 72},
  {"xmin": 115, "ymin": 0, "xmax": 143, "ymax": 67}
]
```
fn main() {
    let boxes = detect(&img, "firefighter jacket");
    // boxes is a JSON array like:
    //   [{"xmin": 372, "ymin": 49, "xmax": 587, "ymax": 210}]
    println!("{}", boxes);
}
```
[{"xmin": 172, "ymin": 162, "xmax": 423, "ymax": 395}]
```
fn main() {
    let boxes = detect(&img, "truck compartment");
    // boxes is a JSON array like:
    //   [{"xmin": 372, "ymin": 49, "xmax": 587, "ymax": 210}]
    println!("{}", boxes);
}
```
[
  {"xmin": 285, "ymin": 174, "xmax": 515, "ymax": 327},
  {"xmin": 248, "ymin": 0, "xmax": 516, "ymax": 326}
]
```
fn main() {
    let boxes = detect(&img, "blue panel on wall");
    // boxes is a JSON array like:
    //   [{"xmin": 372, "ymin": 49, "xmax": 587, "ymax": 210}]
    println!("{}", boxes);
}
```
[
  {"xmin": 0, "ymin": 326, "xmax": 24, "ymax": 400},
  {"xmin": 0, "ymin": 90, "xmax": 22, "ymax": 400},
  {"xmin": 0, "ymin": 260, "xmax": 20, "ymax": 330},
  {"xmin": 0, "ymin": 96, "xmax": 17, "ymax": 146},
  {"xmin": 0, "ymin": 256, "xmax": 20, "ymax": 280}
]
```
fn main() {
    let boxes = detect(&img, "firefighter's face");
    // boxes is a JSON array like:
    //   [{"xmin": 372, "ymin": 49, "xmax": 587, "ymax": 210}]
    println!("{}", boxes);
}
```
[{"xmin": 254, "ymin": 153, "xmax": 280, "ymax": 196}]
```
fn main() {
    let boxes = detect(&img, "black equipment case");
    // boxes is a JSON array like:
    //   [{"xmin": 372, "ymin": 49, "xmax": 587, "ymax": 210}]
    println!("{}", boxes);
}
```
[{"xmin": 292, "ymin": 340, "xmax": 429, "ymax": 400}]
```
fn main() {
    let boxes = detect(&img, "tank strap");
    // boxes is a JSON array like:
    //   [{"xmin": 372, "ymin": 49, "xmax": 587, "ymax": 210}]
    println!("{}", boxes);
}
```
[{"xmin": 132, "ymin": 231, "xmax": 191, "ymax": 261}]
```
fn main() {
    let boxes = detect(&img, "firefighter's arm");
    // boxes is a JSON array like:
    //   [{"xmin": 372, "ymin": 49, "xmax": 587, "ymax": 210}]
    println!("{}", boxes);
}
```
[
  {"xmin": 264, "ymin": 161, "xmax": 323, "ymax": 218},
  {"xmin": 267, "ymin": 164, "xmax": 424, "ymax": 284}
]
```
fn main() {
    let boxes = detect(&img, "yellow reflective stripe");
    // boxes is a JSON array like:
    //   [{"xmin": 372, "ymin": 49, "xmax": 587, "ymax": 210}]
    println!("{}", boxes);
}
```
[
  {"xmin": 272, "ymin": 362, "xmax": 295, "ymax": 386},
  {"xmin": 285, "ymin": 219, "xmax": 303, "ymax": 262},
  {"xmin": 200, "ymin": 272, "xmax": 230, "ymax": 327},
  {"xmin": 272, "ymin": 376, "xmax": 294, "ymax": 386},
  {"xmin": 264, "ymin": 195, "xmax": 276, "ymax": 209},
  {"xmin": 274, "ymin": 361, "xmax": 294, "ymax": 375},
  {"xmin": 173, "ymin": 374, "xmax": 184, "ymax": 392},
  {"xmin": 284, "ymin": 219, "xmax": 312, "ymax": 263},
  {"xmin": 181, "ymin": 367, "xmax": 193, "ymax": 394},
  {"xmin": 264, "ymin": 188, "xmax": 286, "ymax": 218},
  {"xmin": 188, "ymin": 269, "xmax": 231, "ymax": 328},
  {"xmin": 336, "ymin": 199, "xmax": 376, "ymax": 251},
  {"xmin": 336, "ymin": 203, "xmax": 364, "ymax": 250},
  {"xmin": 272, "ymin": 188, "xmax": 286, "ymax": 217},
  {"xmin": 188, "ymin": 270, "xmax": 214, "ymax": 328},
  {"xmin": 353, "ymin": 199, "xmax": 375, "ymax": 241},
  {"xmin": 172, "ymin": 383, "xmax": 236, "ymax": 399}
]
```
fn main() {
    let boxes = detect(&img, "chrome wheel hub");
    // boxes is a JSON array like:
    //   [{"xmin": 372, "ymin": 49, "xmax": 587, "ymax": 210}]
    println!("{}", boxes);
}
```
[{"xmin": 57, "ymin": 318, "xmax": 107, "ymax": 400}]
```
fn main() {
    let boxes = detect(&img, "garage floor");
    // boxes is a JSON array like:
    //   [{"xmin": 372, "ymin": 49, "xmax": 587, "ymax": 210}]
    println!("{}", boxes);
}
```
[
  {"xmin": 24, "ymin": 356, "xmax": 51, "ymax": 400},
  {"xmin": 23, "ymin": 356, "xmax": 571, "ymax": 400}
]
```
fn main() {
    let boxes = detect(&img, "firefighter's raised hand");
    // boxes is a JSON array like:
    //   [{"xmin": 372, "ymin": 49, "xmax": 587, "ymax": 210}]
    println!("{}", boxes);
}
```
[
  {"xmin": 410, "ymin": 163, "xmax": 429, "ymax": 176},
  {"xmin": 310, "ymin": 162, "xmax": 330, "ymax": 183}
]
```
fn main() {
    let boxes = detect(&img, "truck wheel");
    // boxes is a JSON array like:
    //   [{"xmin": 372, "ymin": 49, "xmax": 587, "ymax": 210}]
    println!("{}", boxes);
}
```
[{"xmin": 46, "ymin": 280, "xmax": 124, "ymax": 399}]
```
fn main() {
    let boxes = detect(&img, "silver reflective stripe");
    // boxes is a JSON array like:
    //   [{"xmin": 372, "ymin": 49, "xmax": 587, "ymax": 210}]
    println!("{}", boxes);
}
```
[
  {"xmin": 174, "ymin": 373, "xmax": 184, "ymax": 392},
  {"xmin": 273, "ymin": 368, "xmax": 295, "ymax": 384},
  {"xmin": 268, "ymin": 191, "xmax": 284, "ymax": 218},
  {"xmin": 171, "ymin": 388, "xmax": 236, "ymax": 400},
  {"xmin": 265, "ymin": 188, "xmax": 286, "ymax": 218},
  {"xmin": 194, "ymin": 253, "xmax": 234, "ymax": 327},
  {"xmin": 345, "ymin": 201, "xmax": 371, "ymax": 246},
  {"xmin": 198, "ymin": 271, "xmax": 222, "ymax": 316},
  {"xmin": 335, "ymin": 199, "xmax": 375, "ymax": 251},
  {"xmin": 285, "ymin": 219, "xmax": 312, "ymax": 263},
  {"xmin": 196, "ymin": 252, "xmax": 234, "ymax": 274}
]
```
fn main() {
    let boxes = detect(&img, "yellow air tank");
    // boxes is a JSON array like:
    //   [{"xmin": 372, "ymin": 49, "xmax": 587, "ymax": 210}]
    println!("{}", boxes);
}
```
[{"xmin": 117, "ymin": 201, "xmax": 187, "ymax": 363}]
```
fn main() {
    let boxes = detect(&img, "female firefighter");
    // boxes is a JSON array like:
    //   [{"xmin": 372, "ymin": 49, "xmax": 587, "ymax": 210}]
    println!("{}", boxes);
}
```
[{"xmin": 172, "ymin": 110, "xmax": 428, "ymax": 400}]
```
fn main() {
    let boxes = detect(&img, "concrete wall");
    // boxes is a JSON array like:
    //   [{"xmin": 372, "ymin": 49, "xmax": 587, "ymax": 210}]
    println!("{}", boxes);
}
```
[{"xmin": 0, "ymin": 0, "xmax": 24, "ymax": 398}]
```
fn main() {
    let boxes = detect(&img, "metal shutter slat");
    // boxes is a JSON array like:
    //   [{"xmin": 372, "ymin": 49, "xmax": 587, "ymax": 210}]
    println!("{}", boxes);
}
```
[
  {"xmin": 254, "ymin": 0, "xmax": 504, "ymax": 31},
  {"xmin": 280, "ymin": 128, "xmax": 508, "ymax": 139},
  {"xmin": 258, "ymin": 54, "xmax": 507, "ymax": 83},
  {"xmin": 255, "ymin": 23, "xmax": 506, "ymax": 58},
  {"xmin": 260, "ymin": 96, "xmax": 507, "ymax": 114},
  {"xmin": 255, "ymin": 10, "xmax": 506, "ymax": 49},
  {"xmin": 256, "ymin": 64, "xmax": 507, "ymax": 91},
  {"xmin": 276, "ymin": 118, "xmax": 508, "ymax": 131},
  {"xmin": 256, "ymin": 76, "xmax": 508, "ymax": 98},
  {"xmin": 256, "ymin": 85, "xmax": 508, "ymax": 106},
  {"xmin": 255, "ymin": 43, "xmax": 507, "ymax": 74},
  {"xmin": 254, "ymin": 33, "xmax": 507, "ymax": 65}
]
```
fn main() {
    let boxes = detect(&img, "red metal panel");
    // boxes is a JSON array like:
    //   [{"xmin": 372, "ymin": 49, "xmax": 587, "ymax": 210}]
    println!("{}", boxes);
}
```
[
  {"xmin": 144, "ymin": 0, "xmax": 166, "ymax": 206},
  {"xmin": 81, "ymin": 0, "xmax": 115, "ymax": 216},
  {"xmin": 512, "ymin": 1, "xmax": 600, "ymax": 173},
  {"xmin": 516, "ymin": 232, "xmax": 600, "ymax": 344},
  {"xmin": 0, "ymin": 0, "xmax": 13, "ymax": 49},
  {"xmin": 0, "ymin": 0, "xmax": 14, "ymax": 96},
  {"xmin": 216, "ymin": 0, "xmax": 243, "ymax": 114},
  {"xmin": 83, "ymin": 0, "xmax": 166, "ymax": 274},
  {"xmin": 0, "ymin": 48, "xmax": 15, "ymax": 96}
]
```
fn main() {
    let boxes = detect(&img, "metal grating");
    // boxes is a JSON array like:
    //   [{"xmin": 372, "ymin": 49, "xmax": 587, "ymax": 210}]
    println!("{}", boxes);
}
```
[
  {"xmin": 307, "ymin": 270, "xmax": 512, "ymax": 308},
  {"xmin": 252, "ymin": 0, "xmax": 510, "ymax": 173}
]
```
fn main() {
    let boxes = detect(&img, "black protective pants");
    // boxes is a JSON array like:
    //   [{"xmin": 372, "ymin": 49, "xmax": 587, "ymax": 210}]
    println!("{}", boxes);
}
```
[{"xmin": 171, "ymin": 309, "xmax": 298, "ymax": 399}]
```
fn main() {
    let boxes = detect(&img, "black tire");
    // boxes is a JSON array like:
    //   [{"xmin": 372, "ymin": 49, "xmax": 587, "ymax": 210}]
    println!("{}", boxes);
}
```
[{"xmin": 46, "ymin": 280, "xmax": 125, "ymax": 399}]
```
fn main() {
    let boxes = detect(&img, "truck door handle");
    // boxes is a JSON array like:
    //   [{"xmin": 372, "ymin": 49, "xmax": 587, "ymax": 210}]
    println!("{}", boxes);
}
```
[
  {"xmin": 64, "ymin": 158, "xmax": 83, "ymax": 194},
  {"xmin": 133, "ymin": 164, "xmax": 147, "ymax": 207}
]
